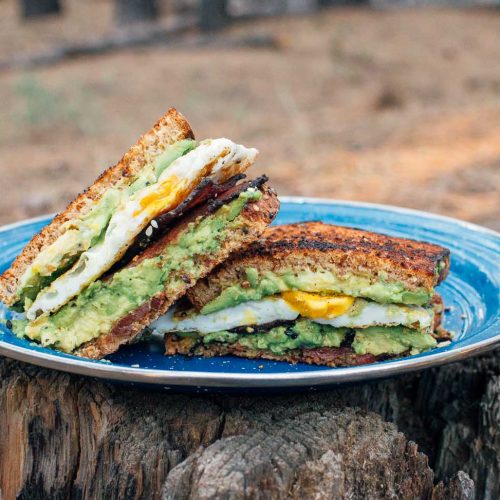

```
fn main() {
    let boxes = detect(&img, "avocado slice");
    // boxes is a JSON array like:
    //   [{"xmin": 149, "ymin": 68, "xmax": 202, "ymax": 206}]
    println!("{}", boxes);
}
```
[{"xmin": 201, "ymin": 268, "xmax": 432, "ymax": 314}]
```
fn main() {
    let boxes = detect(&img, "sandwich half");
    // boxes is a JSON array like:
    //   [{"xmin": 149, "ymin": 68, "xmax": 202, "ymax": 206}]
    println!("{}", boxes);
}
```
[
  {"xmin": 2, "ymin": 108, "xmax": 279, "ymax": 358},
  {"xmin": 156, "ymin": 222, "xmax": 451, "ymax": 367}
]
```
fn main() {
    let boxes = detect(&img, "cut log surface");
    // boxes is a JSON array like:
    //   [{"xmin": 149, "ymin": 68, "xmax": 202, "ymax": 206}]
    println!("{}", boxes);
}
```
[{"xmin": 0, "ymin": 349, "xmax": 498, "ymax": 499}]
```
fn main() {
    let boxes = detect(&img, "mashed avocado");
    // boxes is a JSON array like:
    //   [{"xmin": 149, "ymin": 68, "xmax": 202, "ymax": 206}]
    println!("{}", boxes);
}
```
[
  {"xmin": 16, "ymin": 139, "xmax": 196, "ymax": 310},
  {"xmin": 176, "ymin": 320, "xmax": 436, "ymax": 357},
  {"xmin": 201, "ymin": 268, "xmax": 431, "ymax": 314},
  {"xmin": 17, "ymin": 188, "xmax": 260, "ymax": 353},
  {"xmin": 201, "ymin": 319, "xmax": 347, "ymax": 355},
  {"xmin": 352, "ymin": 326, "xmax": 437, "ymax": 356}
]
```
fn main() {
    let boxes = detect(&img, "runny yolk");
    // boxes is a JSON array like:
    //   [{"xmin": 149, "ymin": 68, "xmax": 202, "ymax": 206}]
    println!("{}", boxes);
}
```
[
  {"xmin": 134, "ymin": 175, "xmax": 188, "ymax": 217},
  {"xmin": 281, "ymin": 291, "xmax": 355, "ymax": 319}
]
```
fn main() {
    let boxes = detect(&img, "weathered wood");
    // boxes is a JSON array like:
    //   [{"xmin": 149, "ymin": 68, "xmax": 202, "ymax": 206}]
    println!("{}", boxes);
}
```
[
  {"xmin": 0, "ymin": 349, "xmax": 498, "ymax": 499},
  {"xmin": 162, "ymin": 408, "xmax": 436, "ymax": 499},
  {"xmin": 0, "ymin": 360, "xmax": 224, "ymax": 499}
]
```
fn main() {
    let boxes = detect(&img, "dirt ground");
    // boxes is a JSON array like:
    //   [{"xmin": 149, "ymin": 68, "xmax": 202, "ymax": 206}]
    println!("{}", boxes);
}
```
[{"xmin": 0, "ymin": 1, "xmax": 499, "ymax": 230}]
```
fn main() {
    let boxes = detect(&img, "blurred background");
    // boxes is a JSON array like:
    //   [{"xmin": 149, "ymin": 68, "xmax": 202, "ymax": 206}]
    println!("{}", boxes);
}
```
[{"xmin": 0, "ymin": 0, "xmax": 498, "ymax": 229}]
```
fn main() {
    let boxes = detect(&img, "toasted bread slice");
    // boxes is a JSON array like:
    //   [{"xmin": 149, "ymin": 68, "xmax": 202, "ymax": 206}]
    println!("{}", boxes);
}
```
[
  {"xmin": 187, "ymin": 221, "xmax": 450, "ymax": 310},
  {"xmin": 0, "ymin": 108, "xmax": 194, "ymax": 307}
]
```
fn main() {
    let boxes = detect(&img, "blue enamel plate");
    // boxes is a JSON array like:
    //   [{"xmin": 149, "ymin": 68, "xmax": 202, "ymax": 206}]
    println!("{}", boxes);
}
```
[{"xmin": 0, "ymin": 198, "xmax": 499, "ymax": 390}]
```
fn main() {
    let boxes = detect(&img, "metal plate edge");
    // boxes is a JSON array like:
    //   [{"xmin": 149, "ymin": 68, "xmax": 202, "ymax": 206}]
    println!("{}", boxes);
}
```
[{"xmin": 0, "ymin": 197, "xmax": 499, "ymax": 388}]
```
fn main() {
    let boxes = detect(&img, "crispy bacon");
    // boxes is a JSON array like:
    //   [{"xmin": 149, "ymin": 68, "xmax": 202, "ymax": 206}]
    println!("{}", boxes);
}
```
[{"xmin": 113, "ymin": 174, "xmax": 268, "ymax": 270}]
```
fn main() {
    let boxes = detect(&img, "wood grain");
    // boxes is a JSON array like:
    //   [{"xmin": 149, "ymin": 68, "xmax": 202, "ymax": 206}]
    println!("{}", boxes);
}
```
[{"xmin": 0, "ymin": 349, "xmax": 498, "ymax": 499}]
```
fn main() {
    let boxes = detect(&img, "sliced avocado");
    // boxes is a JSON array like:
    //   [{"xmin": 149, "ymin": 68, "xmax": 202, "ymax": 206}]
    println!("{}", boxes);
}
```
[
  {"xmin": 352, "ymin": 326, "xmax": 437, "ymax": 356},
  {"xmin": 18, "ymin": 188, "xmax": 261, "ymax": 353},
  {"xmin": 129, "ymin": 139, "xmax": 196, "ymax": 193},
  {"xmin": 201, "ymin": 269, "xmax": 432, "ymax": 314},
  {"xmin": 203, "ymin": 319, "xmax": 347, "ymax": 356}
]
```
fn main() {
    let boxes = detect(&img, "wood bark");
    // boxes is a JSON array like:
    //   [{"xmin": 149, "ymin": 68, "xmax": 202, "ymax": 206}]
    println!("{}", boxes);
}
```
[
  {"xmin": 0, "ymin": 25, "xmax": 279, "ymax": 72},
  {"xmin": 0, "ymin": 349, "xmax": 498, "ymax": 499}
]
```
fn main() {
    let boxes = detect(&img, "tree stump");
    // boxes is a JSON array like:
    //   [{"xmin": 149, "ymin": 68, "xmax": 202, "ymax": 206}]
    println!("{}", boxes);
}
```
[{"xmin": 0, "ymin": 349, "xmax": 498, "ymax": 499}]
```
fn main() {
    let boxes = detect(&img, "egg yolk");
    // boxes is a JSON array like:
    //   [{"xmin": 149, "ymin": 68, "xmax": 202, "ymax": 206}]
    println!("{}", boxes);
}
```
[
  {"xmin": 281, "ymin": 291, "xmax": 355, "ymax": 319},
  {"xmin": 135, "ymin": 175, "xmax": 188, "ymax": 217}
]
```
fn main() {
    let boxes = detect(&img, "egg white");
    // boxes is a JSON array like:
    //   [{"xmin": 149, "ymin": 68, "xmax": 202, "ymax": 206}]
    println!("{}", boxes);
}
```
[
  {"xmin": 152, "ymin": 297, "xmax": 434, "ymax": 335},
  {"xmin": 27, "ymin": 139, "xmax": 258, "ymax": 320}
]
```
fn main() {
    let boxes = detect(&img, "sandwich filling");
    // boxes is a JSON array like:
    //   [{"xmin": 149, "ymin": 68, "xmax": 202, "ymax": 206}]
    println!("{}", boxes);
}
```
[
  {"xmin": 164, "ymin": 322, "xmax": 436, "ymax": 357},
  {"xmin": 200, "ymin": 268, "xmax": 432, "ymax": 313},
  {"xmin": 154, "ymin": 291, "xmax": 438, "ymax": 357},
  {"xmin": 16, "ymin": 138, "xmax": 257, "ymax": 319},
  {"xmin": 11, "ymin": 187, "xmax": 262, "ymax": 353}
]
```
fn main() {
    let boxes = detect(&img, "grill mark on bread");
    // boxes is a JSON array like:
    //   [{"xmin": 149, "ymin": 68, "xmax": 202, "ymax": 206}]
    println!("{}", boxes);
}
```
[
  {"xmin": 0, "ymin": 108, "xmax": 194, "ymax": 306},
  {"xmin": 242, "ymin": 222, "xmax": 449, "ymax": 277},
  {"xmin": 75, "ymin": 184, "xmax": 279, "ymax": 359}
]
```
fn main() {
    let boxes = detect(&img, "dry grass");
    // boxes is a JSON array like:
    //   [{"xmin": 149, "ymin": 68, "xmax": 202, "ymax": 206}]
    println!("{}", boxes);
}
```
[{"xmin": 0, "ymin": 2, "xmax": 499, "ymax": 229}]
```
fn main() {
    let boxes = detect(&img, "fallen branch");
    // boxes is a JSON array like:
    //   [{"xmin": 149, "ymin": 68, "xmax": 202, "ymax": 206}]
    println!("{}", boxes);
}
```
[{"xmin": 0, "ymin": 15, "xmax": 280, "ymax": 72}]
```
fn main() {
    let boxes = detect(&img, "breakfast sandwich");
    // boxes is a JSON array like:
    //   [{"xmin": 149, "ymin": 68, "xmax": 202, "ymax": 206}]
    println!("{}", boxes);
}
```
[
  {"xmin": 155, "ymin": 222, "xmax": 451, "ymax": 367},
  {"xmin": 1, "ymin": 109, "xmax": 279, "ymax": 358}
]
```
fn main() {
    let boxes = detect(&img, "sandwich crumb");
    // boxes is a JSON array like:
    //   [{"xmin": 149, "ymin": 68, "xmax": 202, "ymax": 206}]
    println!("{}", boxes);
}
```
[{"xmin": 437, "ymin": 341, "xmax": 451, "ymax": 348}]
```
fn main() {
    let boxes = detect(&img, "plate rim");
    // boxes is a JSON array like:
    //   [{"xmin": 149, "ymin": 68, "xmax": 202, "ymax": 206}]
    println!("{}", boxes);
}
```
[{"xmin": 1, "ymin": 197, "xmax": 499, "ymax": 388}]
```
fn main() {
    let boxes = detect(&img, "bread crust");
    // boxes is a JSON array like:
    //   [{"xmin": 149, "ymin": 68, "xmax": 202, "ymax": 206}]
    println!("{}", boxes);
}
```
[
  {"xmin": 165, "ymin": 337, "xmax": 381, "ymax": 368},
  {"xmin": 187, "ymin": 221, "xmax": 450, "ymax": 309},
  {"xmin": 0, "ymin": 108, "xmax": 194, "ymax": 306},
  {"xmin": 75, "ymin": 185, "xmax": 279, "ymax": 359}
]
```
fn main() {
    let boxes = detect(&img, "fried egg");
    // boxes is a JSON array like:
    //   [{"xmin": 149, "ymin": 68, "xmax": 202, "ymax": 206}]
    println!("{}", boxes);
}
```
[
  {"xmin": 152, "ymin": 292, "xmax": 434, "ymax": 335},
  {"xmin": 27, "ymin": 139, "xmax": 257, "ymax": 320}
]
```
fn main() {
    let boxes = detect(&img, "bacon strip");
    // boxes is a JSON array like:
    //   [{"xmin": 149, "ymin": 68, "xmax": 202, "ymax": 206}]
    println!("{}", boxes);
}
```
[{"xmin": 113, "ymin": 174, "xmax": 268, "ymax": 270}]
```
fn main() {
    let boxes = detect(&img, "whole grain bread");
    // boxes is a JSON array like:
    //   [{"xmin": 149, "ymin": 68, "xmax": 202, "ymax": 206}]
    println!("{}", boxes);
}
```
[
  {"xmin": 0, "ymin": 108, "xmax": 194, "ymax": 306},
  {"xmin": 187, "ymin": 222, "xmax": 450, "ymax": 309},
  {"xmin": 75, "ymin": 184, "xmax": 279, "ymax": 359},
  {"xmin": 165, "ymin": 336, "xmax": 382, "ymax": 367}
]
